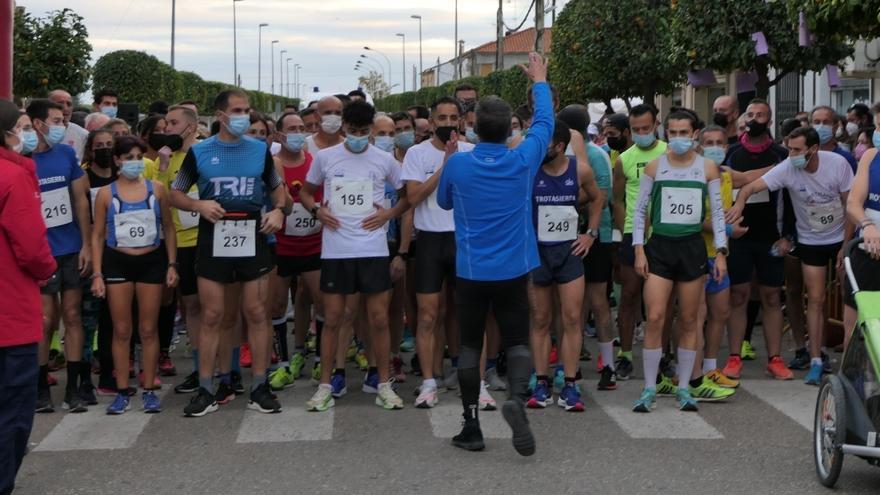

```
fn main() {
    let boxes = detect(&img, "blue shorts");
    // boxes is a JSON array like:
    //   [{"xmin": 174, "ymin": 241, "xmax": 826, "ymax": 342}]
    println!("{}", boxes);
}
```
[
  {"xmin": 705, "ymin": 257, "xmax": 730, "ymax": 294},
  {"xmin": 531, "ymin": 242, "xmax": 584, "ymax": 286}
]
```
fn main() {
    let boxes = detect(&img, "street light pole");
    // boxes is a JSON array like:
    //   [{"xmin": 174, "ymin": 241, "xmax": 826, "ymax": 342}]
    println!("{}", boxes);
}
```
[
  {"xmin": 232, "ymin": 0, "xmax": 244, "ymax": 86},
  {"xmin": 454, "ymin": 0, "xmax": 458, "ymax": 79},
  {"xmin": 257, "ymin": 23, "xmax": 268, "ymax": 92},
  {"xmin": 171, "ymin": 0, "xmax": 176, "ymax": 68},
  {"xmin": 359, "ymin": 54, "xmax": 386, "ymax": 85},
  {"xmin": 286, "ymin": 58, "xmax": 292, "ymax": 98},
  {"xmin": 280, "ymin": 49, "xmax": 287, "ymax": 99},
  {"xmin": 270, "ymin": 40, "xmax": 278, "ymax": 95},
  {"xmin": 364, "ymin": 46, "xmax": 393, "ymax": 87},
  {"xmin": 295, "ymin": 65, "xmax": 301, "ymax": 99},
  {"xmin": 396, "ymin": 33, "xmax": 406, "ymax": 93},
  {"xmin": 411, "ymin": 15, "xmax": 422, "ymax": 90}
]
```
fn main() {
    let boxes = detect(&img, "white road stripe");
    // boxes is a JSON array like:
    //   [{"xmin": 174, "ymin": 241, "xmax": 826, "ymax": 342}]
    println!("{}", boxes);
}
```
[
  {"xmin": 742, "ymin": 380, "xmax": 818, "ymax": 431},
  {"xmin": 429, "ymin": 393, "xmax": 509, "ymax": 439}
]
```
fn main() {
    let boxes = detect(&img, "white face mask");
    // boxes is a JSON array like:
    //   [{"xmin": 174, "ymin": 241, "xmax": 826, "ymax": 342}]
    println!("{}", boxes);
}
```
[
  {"xmin": 846, "ymin": 121, "xmax": 859, "ymax": 137},
  {"xmin": 320, "ymin": 114, "xmax": 342, "ymax": 134}
]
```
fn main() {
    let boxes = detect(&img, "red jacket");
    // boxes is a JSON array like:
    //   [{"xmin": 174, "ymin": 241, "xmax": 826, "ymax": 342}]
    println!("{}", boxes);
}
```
[{"xmin": 0, "ymin": 154, "xmax": 56, "ymax": 347}]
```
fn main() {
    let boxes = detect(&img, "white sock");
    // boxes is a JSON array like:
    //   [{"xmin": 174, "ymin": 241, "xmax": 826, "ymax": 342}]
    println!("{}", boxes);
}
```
[
  {"xmin": 702, "ymin": 358, "xmax": 717, "ymax": 375},
  {"xmin": 599, "ymin": 341, "xmax": 615, "ymax": 371},
  {"xmin": 811, "ymin": 357, "xmax": 823, "ymax": 367},
  {"xmin": 642, "ymin": 348, "xmax": 662, "ymax": 390},
  {"xmin": 422, "ymin": 378, "xmax": 437, "ymax": 390},
  {"xmin": 677, "ymin": 348, "xmax": 697, "ymax": 391}
]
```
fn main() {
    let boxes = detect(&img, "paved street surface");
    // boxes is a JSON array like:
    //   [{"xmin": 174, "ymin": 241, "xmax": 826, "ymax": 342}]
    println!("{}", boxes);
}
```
[{"xmin": 15, "ymin": 333, "xmax": 880, "ymax": 495}]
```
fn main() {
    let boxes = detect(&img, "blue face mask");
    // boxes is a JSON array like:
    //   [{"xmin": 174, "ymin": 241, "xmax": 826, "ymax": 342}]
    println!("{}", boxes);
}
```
[
  {"xmin": 702, "ymin": 146, "xmax": 726, "ymax": 165},
  {"xmin": 790, "ymin": 152, "xmax": 809, "ymax": 169},
  {"xmin": 668, "ymin": 137, "xmax": 693, "ymax": 155},
  {"xmin": 345, "ymin": 134, "xmax": 370, "ymax": 153},
  {"xmin": 100, "ymin": 105, "xmax": 118, "ymax": 119},
  {"xmin": 814, "ymin": 124, "xmax": 833, "ymax": 145},
  {"xmin": 120, "ymin": 159, "xmax": 145, "ymax": 179},
  {"xmin": 632, "ymin": 132, "xmax": 656, "ymax": 149},
  {"xmin": 465, "ymin": 127, "xmax": 478, "ymax": 143},
  {"xmin": 284, "ymin": 133, "xmax": 306, "ymax": 152},
  {"xmin": 374, "ymin": 136, "xmax": 395, "ymax": 153},
  {"xmin": 394, "ymin": 131, "xmax": 415, "ymax": 150},
  {"xmin": 43, "ymin": 124, "xmax": 66, "ymax": 146},
  {"xmin": 20, "ymin": 130, "xmax": 38, "ymax": 154},
  {"xmin": 873, "ymin": 129, "xmax": 880, "ymax": 149},
  {"xmin": 225, "ymin": 114, "xmax": 250, "ymax": 137}
]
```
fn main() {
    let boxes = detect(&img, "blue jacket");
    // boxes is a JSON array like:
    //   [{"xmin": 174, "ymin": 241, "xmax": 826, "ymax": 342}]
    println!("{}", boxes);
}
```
[{"xmin": 437, "ymin": 81, "xmax": 554, "ymax": 281}]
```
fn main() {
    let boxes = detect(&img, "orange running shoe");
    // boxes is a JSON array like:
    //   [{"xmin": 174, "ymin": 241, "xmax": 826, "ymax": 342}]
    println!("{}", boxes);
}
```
[
  {"xmin": 240, "ymin": 344, "xmax": 252, "ymax": 368},
  {"xmin": 766, "ymin": 356, "xmax": 794, "ymax": 380},
  {"xmin": 722, "ymin": 355, "xmax": 742, "ymax": 379}
]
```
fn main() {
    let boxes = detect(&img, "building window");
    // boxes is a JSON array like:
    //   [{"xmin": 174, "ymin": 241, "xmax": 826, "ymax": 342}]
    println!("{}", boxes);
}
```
[{"xmin": 831, "ymin": 78, "xmax": 871, "ymax": 116}]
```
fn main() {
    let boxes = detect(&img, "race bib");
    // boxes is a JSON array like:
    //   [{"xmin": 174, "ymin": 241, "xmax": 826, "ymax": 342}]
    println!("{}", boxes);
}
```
[
  {"xmin": 426, "ymin": 171, "xmax": 441, "ymax": 210},
  {"xmin": 537, "ymin": 205, "xmax": 578, "ymax": 242},
  {"xmin": 42, "ymin": 187, "xmax": 73, "ymax": 229},
  {"xmin": 660, "ymin": 187, "xmax": 702, "ymax": 225},
  {"xmin": 732, "ymin": 188, "xmax": 770, "ymax": 205},
  {"xmin": 178, "ymin": 191, "xmax": 201, "ymax": 230},
  {"xmin": 114, "ymin": 209, "xmax": 158, "ymax": 248},
  {"xmin": 330, "ymin": 177, "xmax": 372, "ymax": 215},
  {"xmin": 213, "ymin": 219, "xmax": 256, "ymax": 257},
  {"xmin": 807, "ymin": 201, "xmax": 844, "ymax": 233},
  {"xmin": 284, "ymin": 203, "xmax": 321, "ymax": 236}
]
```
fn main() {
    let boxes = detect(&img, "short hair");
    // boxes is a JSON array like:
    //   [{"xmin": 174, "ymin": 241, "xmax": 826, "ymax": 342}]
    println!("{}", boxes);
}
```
[
  {"xmin": 284, "ymin": 103, "xmax": 299, "ymax": 110},
  {"xmin": 84, "ymin": 112, "xmax": 110, "ymax": 131},
  {"xmin": 848, "ymin": 103, "xmax": 870, "ymax": 121},
  {"xmin": 82, "ymin": 129, "xmax": 114, "ymax": 166},
  {"xmin": 698, "ymin": 124, "xmax": 726, "ymax": 143},
  {"xmin": 780, "ymin": 118, "xmax": 803, "ymax": 139},
  {"xmin": 348, "ymin": 89, "xmax": 367, "ymax": 100},
  {"xmin": 475, "ymin": 96, "xmax": 512, "ymax": 144},
  {"xmin": 407, "ymin": 105, "xmax": 430, "ymax": 120},
  {"xmin": 176, "ymin": 99, "xmax": 199, "ymax": 108},
  {"xmin": 514, "ymin": 104, "xmax": 532, "ymax": 123},
  {"xmin": 342, "ymin": 100, "xmax": 376, "ymax": 127},
  {"xmin": 276, "ymin": 111, "xmax": 302, "ymax": 131},
  {"xmin": 431, "ymin": 96, "xmax": 462, "ymax": 115},
  {"xmin": 137, "ymin": 114, "xmax": 165, "ymax": 139},
  {"xmin": 26, "ymin": 99, "xmax": 63, "ymax": 122},
  {"xmin": 94, "ymin": 88, "xmax": 118, "ymax": 106},
  {"xmin": 788, "ymin": 126, "xmax": 820, "ymax": 148},
  {"xmin": 112, "ymin": 135, "xmax": 147, "ymax": 157},
  {"xmin": 551, "ymin": 119, "xmax": 572, "ymax": 148},
  {"xmin": 604, "ymin": 113, "xmax": 629, "ymax": 132},
  {"xmin": 747, "ymin": 98, "xmax": 772, "ymax": 117},
  {"xmin": 334, "ymin": 94, "xmax": 352, "ymax": 106},
  {"xmin": 629, "ymin": 104, "xmax": 658, "ymax": 121},
  {"xmin": 454, "ymin": 84, "xmax": 477, "ymax": 98},
  {"xmin": 0, "ymin": 99, "xmax": 19, "ymax": 149},
  {"xmin": 249, "ymin": 110, "xmax": 270, "ymax": 128},
  {"xmin": 390, "ymin": 111, "xmax": 414, "ymax": 127},
  {"xmin": 557, "ymin": 104, "xmax": 590, "ymax": 135},
  {"xmin": 300, "ymin": 107, "xmax": 317, "ymax": 119},
  {"xmin": 167, "ymin": 105, "xmax": 198, "ymax": 123},
  {"xmin": 213, "ymin": 89, "xmax": 248, "ymax": 112},
  {"xmin": 148, "ymin": 100, "xmax": 169, "ymax": 115},
  {"xmin": 810, "ymin": 105, "xmax": 837, "ymax": 120},
  {"xmin": 105, "ymin": 118, "xmax": 131, "ymax": 132},
  {"xmin": 666, "ymin": 107, "xmax": 702, "ymax": 130}
]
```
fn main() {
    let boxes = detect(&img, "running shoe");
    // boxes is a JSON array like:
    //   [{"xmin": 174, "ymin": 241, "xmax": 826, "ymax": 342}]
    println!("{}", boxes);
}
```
[
  {"xmin": 330, "ymin": 373, "xmax": 347, "ymax": 398},
  {"xmin": 158, "ymin": 351, "xmax": 177, "ymax": 376},
  {"xmin": 248, "ymin": 383, "xmax": 282, "ymax": 413},
  {"xmin": 596, "ymin": 354, "xmax": 604, "ymax": 372},
  {"xmin": 355, "ymin": 351, "xmax": 369, "ymax": 372},
  {"xmin": 271, "ymin": 351, "xmax": 280, "ymax": 365},
  {"xmin": 479, "ymin": 381, "xmax": 497, "ymax": 411},
  {"xmin": 552, "ymin": 367, "xmax": 565, "ymax": 393},
  {"xmin": 47, "ymin": 373, "xmax": 58, "ymax": 386},
  {"xmin": 239, "ymin": 344, "xmax": 252, "ymax": 368},
  {"xmin": 558, "ymin": 383, "xmax": 585, "ymax": 412},
  {"xmin": 410, "ymin": 353, "xmax": 422, "ymax": 376},
  {"xmin": 485, "ymin": 366, "xmax": 507, "ymax": 391},
  {"xmin": 598, "ymin": 365, "xmax": 617, "ymax": 390},
  {"xmin": 632, "ymin": 388, "xmax": 656, "ymax": 413},
  {"xmin": 705, "ymin": 369, "xmax": 740, "ymax": 388},
  {"xmin": 78, "ymin": 382, "xmax": 98, "ymax": 405},
  {"xmin": 138, "ymin": 372, "xmax": 162, "ymax": 389},
  {"xmin": 548, "ymin": 345, "xmax": 558, "ymax": 366},
  {"xmin": 400, "ymin": 329, "xmax": 415, "ymax": 352},
  {"xmin": 174, "ymin": 371, "xmax": 200, "ymax": 394},
  {"xmin": 306, "ymin": 333, "xmax": 317, "ymax": 353},
  {"xmin": 391, "ymin": 355, "xmax": 406, "ymax": 383},
  {"xmin": 311, "ymin": 362, "xmax": 321, "ymax": 383},
  {"xmin": 306, "ymin": 385, "xmax": 335, "ymax": 412},
  {"xmin": 788, "ymin": 348, "xmax": 810, "ymax": 370},
  {"xmin": 676, "ymin": 388, "xmax": 699, "ymax": 411},
  {"xmin": 184, "ymin": 387, "xmax": 218, "ymax": 417},
  {"xmin": 502, "ymin": 399, "xmax": 535, "ymax": 457},
  {"xmin": 766, "ymin": 356, "xmax": 794, "ymax": 380},
  {"xmin": 415, "ymin": 384, "xmax": 438, "ymax": 409},
  {"xmin": 63, "ymin": 389, "xmax": 88, "ymax": 413},
  {"xmin": 656, "ymin": 374, "xmax": 677, "ymax": 396},
  {"xmin": 441, "ymin": 367, "xmax": 458, "ymax": 390},
  {"xmin": 527, "ymin": 380, "xmax": 552, "ymax": 409},
  {"xmin": 268, "ymin": 366, "xmax": 295, "ymax": 391},
  {"xmin": 689, "ymin": 377, "xmax": 735, "ymax": 402},
  {"xmin": 584, "ymin": 323, "xmax": 597, "ymax": 338},
  {"xmin": 214, "ymin": 381, "xmax": 236, "ymax": 405},
  {"xmin": 346, "ymin": 342, "xmax": 357, "ymax": 362},
  {"xmin": 822, "ymin": 352, "xmax": 834, "ymax": 374},
  {"xmin": 452, "ymin": 418, "xmax": 485, "ymax": 451},
  {"xmin": 722, "ymin": 355, "xmax": 743, "ymax": 379},
  {"xmin": 614, "ymin": 356, "xmax": 633, "ymax": 381},
  {"xmin": 805, "ymin": 363, "xmax": 823, "ymax": 385},
  {"xmin": 362, "ymin": 370, "xmax": 379, "ymax": 394},
  {"xmin": 740, "ymin": 340, "xmax": 757, "ymax": 361},
  {"xmin": 106, "ymin": 393, "xmax": 131, "ymax": 415},
  {"xmin": 231, "ymin": 370, "xmax": 245, "ymax": 395},
  {"xmin": 289, "ymin": 352, "xmax": 306, "ymax": 379},
  {"xmin": 35, "ymin": 388, "xmax": 54, "ymax": 413},
  {"xmin": 375, "ymin": 382, "xmax": 404, "ymax": 410},
  {"xmin": 142, "ymin": 390, "xmax": 162, "ymax": 413}
]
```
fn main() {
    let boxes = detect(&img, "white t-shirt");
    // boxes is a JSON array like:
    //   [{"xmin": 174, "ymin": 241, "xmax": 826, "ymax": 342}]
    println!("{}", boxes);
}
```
[
  {"xmin": 64, "ymin": 122, "xmax": 89, "ymax": 162},
  {"xmin": 761, "ymin": 150, "xmax": 854, "ymax": 245},
  {"xmin": 306, "ymin": 142, "xmax": 403, "ymax": 259},
  {"xmin": 401, "ymin": 139, "xmax": 475, "ymax": 232}
]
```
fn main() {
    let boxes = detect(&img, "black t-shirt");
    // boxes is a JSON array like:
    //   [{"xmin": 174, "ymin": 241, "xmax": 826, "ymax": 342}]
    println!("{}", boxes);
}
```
[
  {"xmin": 85, "ymin": 166, "xmax": 118, "ymax": 223},
  {"xmin": 725, "ymin": 142, "xmax": 789, "ymax": 243}
]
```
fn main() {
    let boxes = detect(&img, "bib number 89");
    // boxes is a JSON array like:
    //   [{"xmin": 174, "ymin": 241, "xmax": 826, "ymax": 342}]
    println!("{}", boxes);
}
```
[{"xmin": 819, "ymin": 214, "xmax": 834, "ymax": 225}]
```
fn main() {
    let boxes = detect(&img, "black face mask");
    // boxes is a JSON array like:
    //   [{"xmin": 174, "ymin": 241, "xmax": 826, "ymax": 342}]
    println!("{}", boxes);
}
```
[
  {"xmin": 148, "ymin": 133, "xmax": 166, "ymax": 151},
  {"xmin": 164, "ymin": 134, "xmax": 184, "ymax": 151},
  {"xmin": 712, "ymin": 112, "xmax": 729, "ymax": 127},
  {"xmin": 607, "ymin": 135, "xmax": 627, "ymax": 152},
  {"xmin": 93, "ymin": 148, "xmax": 114, "ymax": 169},
  {"xmin": 435, "ymin": 126, "xmax": 457, "ymax": 144},
  {"xmin": 541, "ymin": 151, "xmax": 557, "ymax": 165},
  {"xmin": 746, "ymin": 119, "xmax": 768, "ymax": 138}
]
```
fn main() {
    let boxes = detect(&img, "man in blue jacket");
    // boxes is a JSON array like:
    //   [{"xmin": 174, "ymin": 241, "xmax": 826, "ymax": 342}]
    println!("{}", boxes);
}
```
[{"xmin": 437, "ymin": 52, "xmax": 553, "ymax": 456}]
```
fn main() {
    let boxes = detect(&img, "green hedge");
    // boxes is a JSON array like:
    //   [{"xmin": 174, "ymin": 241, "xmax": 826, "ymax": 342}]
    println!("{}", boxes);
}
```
[
  {"xmin": 92, "ymin": 50, "xmax": 298, "ymax": 114},
  {"xmin": 373, "ymin": 66, "xmax": 530, "ymax": 112}
]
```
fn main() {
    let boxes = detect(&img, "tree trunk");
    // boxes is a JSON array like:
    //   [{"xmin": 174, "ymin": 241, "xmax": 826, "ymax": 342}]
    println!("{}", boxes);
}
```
[
  {"xmin": 755, "ymin": 58, "xmax": 770, "ymax": 100},
  {"xmin": 603, "ymin": 98, "xmax": 614, "ymax": 114}
]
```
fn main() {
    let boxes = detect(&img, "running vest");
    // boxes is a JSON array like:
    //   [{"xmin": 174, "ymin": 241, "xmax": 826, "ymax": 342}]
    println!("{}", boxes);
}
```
[
  {"xmin": 649, "ymin": 154, "xmax": 707, "ymax": 238},
  {"xmin": 620, "ymin": 140, "xmax": 667, "ymax": 233},
  {"xmin": 276, "ymin": 152, "xmax": 322, "ymax": 257},
  {"xmin": 105, "ymin": 181, "xmax": 161, "ymax": 248},
  {"xmin": 865, "ymin": 151, "xmax": 880, "ymax": 224},
  {"xmin": 533, "ymin": 157, "xmax": 579, "ymax": 245}
]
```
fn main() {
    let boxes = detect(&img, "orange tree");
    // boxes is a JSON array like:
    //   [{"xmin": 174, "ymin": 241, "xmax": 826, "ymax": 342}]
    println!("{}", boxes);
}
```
[{"xmin": 13, "ymin": 8, "xmax": 91, "ymax": 98}]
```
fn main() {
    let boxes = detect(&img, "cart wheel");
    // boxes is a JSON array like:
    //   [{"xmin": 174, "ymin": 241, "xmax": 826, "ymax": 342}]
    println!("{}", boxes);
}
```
[{"xmin": 814, "ymin": 374, "xmax": 846, "ymax": 488}]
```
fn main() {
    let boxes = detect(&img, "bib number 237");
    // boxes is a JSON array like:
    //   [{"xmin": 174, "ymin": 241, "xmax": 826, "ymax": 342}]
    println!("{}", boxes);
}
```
[{"xmin": 213, "ymin": 219, "xmax": 256, "ymax": 257}]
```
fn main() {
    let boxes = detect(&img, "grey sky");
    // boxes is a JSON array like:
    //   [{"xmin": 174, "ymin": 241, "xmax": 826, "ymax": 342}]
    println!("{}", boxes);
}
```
[{"xmin": 20, "ymin": 0, "xmax": 566, "ymax": 99}]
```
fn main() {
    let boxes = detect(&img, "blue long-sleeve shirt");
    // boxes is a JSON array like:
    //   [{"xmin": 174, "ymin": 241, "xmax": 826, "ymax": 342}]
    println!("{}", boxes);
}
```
[{"xmin": 437, "ymin": 81, "xmax": 554, "ymax": 281}]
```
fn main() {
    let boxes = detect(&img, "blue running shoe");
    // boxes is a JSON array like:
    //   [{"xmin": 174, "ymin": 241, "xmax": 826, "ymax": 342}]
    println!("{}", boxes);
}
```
[
  {"xmin": 362, "ymin": 370, "xmax": 379, "ymax": 394},
  {"xmin": 557, "ymin": 383, "xmax": 585, "ymax": 412},
  {"xmin": 527, "ymin": 380, "xmax": 552, "ymax": 408},
  {"xmin": 106, "ymin": 393, "xmax": 130, "ymax": 415},
  {"xmin": 552, "ymin": 367, "xmax": 565, "ymax": 393},
  {"xmin": 632, "ymin": 388, "xmax": 656, "ymax": 413},
  {"xmin": 584, "ymin": 324, "xmax": 597, "ymax": 338},
  {"xmin": 675, "ymin": 388, "xmax": 699, "ymax": 411},
  {"xmin": 331, "ymin": 373, "xmax": 347, "ymax": 398},
  {"xmin": 805, "ymin": 363, "xmax": 823, "ymax": 386},
  {"xmin": 400, "ymin": 328, "xmax": 415, "ymax": 353},
  {"xmin": 142, "ymin": 391, "xmax": 162, "ymax": 413}
]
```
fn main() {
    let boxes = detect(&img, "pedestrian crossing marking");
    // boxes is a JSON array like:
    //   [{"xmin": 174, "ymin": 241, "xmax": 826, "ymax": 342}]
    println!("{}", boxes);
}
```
[
  {"xmin": 236, "ymin": 404, "xmax": 335, "ymax": 442},
  {"xmin": 741, "ymin": 380, "xmax": 817, "ymax": 431}
]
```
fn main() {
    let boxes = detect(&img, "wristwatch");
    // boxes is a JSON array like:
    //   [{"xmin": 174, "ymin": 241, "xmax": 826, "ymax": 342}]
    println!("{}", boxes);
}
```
[
  {"xmin": 395, "ymin": 251, "xmax": 410, "ymax": 261},
  {"xmin": 168, "ymin": 262, "xmax": 179, "ymax": 269},
  {"xmin": 585, "ymin": 228, "xmax": 598, "ymax": 239},
  {"xmin": 309, "ymin": 205, "xmax": 321, "ymax": 219},
  {"xmin": 716, "ymin": 247, "xmax": 729, "ymax": 256}
]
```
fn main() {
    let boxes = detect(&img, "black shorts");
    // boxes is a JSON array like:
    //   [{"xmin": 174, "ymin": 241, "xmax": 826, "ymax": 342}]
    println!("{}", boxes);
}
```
[
  {"xmin": 41, "ymin": 253, "xmax": 82, "ymax": 295},
  {"xmin": 532, "ymin": 242, "xmax": 584, "ymax": 286},
  {"xmin": 619, "ymin": 233, "xmax": 636, "ymax": 267},
  {"xmin": 727, "ymin": 238, "xmax": 784, "ymax": 287},
  {"xmin": 844, "ymin": 247, "xmax": 880, "ymax": 308},
  {"xmin": 177, "ymin": 246, "xmax": 198, "ymax": 296},
  {"xmin": 277, "ymin": 253, "xmax": 321, "ymax": 278},
  {"xmin": 797, "ymin": 242, "xmax": 842, "ymax": 268},
  {"xmin": 583, "ymin": 242, "xmax": 612, "ymax": 283},
  {"xmin": 645, "ymin": 234, "xmax": 707, "ymax": 283},
  {"xmin": 103, "ymin": 247, "xmax": 167, "ymax": 285},
  {"xmin": 321, "ymin": 257, "xmax": 391, "ymax": 294},
  {"xmin": 196, "ymin": 219, "xmax": 274, "ymax": 284},
  {"xmin": 415, "ymin": 231, "xmax": 456, "ymax": 293}
]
